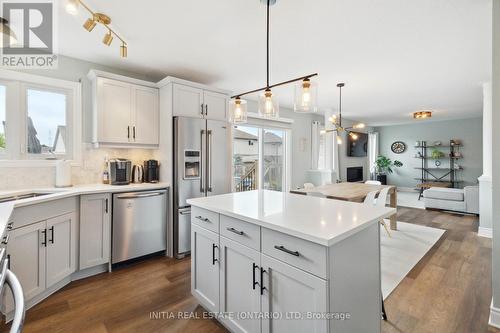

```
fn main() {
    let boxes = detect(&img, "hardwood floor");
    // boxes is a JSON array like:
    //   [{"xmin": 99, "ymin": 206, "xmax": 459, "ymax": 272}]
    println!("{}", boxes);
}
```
[{"xmin": 1, "ymin": 207, "xmax": 498, "ymax": 333}]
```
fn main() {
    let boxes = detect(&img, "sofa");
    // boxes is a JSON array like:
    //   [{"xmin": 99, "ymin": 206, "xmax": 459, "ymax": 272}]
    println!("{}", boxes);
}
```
[{"xmin": 423, "ymin": 186, "xmax": 479, "ymax": 214}]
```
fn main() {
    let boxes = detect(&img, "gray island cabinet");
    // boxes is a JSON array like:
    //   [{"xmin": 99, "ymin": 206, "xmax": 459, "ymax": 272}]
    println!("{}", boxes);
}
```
[{"xmin": 188, "ymin": 190, "xmax": 396, "ymax": 333}]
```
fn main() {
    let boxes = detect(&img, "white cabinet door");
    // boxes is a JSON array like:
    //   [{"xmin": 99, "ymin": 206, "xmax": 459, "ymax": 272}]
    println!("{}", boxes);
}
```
[
  {"xmin": 203, "ymin": 90, "xmax": 228, "ymax": 121},
  {"xmin": 173, "ymin": 84, "xmax": 204, "ymax": 118},
  {"xmin": 96, "ymin": 77, "xmax": 132, "ymax": 143},
  {"xmin": 46, "ymin": 212, "xmax": 77, "ymax": 288},
  {"xmin": 132, "ymin": 86, "xmax": 159, "ymax": 145},
  {"xmin": 220, "ymin": 237, "xmax": 261, "ymax": 333},
  {"xmin": 261, "ymin": 254, "xmax": 328, "ymax": 333},
  {"xmin": 5, "ymin": 221, "xmax": 46, "ymax": 310},
  {"xmin": 80, "ymin": 194, "xmax": 111, "ymax": 270},
  {"xmin": 191, "ymin": 224, "xmax": 219, "ymax": 312}
]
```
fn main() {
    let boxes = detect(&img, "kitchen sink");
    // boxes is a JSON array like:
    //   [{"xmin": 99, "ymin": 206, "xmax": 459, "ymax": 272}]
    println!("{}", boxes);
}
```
[{"xmin": 0, "ymin": 192, "xmax": 53, "ymax": 203}]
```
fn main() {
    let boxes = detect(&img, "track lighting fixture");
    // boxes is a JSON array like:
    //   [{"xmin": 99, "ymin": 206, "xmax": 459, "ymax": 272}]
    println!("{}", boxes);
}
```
[
  {"xmin": 103, "ymin": 30, "xmax": 113, "ymax": 46},
  {"xmin": 66, "ymin": 0, "xmax": 127, "ymax": 58}
]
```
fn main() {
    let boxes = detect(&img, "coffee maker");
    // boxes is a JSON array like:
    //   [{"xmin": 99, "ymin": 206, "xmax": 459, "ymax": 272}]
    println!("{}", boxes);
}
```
[{"xmin": 143, "ymin": 160, "xmax": 160, "ymax": 183}]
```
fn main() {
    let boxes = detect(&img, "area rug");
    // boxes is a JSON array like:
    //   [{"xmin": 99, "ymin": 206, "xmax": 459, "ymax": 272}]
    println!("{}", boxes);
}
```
[{"xmin": 381, "ymin": 221, "xmax": 445, "ymax": 299}]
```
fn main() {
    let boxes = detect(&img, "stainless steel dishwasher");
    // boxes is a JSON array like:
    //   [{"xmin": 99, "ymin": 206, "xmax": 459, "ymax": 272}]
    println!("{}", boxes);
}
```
[{"xmin": 112, "ymin": 189, "xmax": 167, "ymax": 264}]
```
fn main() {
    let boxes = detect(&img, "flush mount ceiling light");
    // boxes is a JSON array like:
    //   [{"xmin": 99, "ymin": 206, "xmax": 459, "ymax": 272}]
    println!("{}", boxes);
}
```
[
  {"xmin": 229, "ymin": 0, "xmax": 318, "ymax": 124},
  {"xmin": 65, "ymin": 0, "xmax": 128, "ymax": 58},
  {"xmin": 413, "ymin": 110, "xmax": 432, "ymax": 119},
  {"xmin": 323, "ymin": 83, "xmax": 365, "ymax": 145}
]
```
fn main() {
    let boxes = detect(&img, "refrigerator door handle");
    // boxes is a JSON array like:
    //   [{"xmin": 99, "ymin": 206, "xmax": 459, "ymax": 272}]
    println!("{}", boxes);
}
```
[
  {"xmin": 207, "ymin": 129, "xmax": 213, "ymax": 192},
  {"xmin": 200, "ymin": 129, "xmax": 206, "ymax": 193}
]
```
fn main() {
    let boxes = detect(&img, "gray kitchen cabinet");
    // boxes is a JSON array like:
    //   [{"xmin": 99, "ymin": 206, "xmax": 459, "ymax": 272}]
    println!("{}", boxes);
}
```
[{"xmin": 80, "ymin": 194, "xmax": 111, "ymax": 270}]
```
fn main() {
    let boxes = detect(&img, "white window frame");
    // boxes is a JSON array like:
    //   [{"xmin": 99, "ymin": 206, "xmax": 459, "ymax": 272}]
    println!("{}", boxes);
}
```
[{"xmin": 0, "ymin": 69, "xmax": 82, "ymax": 167}]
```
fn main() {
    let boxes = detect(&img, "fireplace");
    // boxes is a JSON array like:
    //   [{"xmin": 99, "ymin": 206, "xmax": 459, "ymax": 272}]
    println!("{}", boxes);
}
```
[{"xmin": 346, "ymin": 166, "xmax": 363, "ymax": 182}]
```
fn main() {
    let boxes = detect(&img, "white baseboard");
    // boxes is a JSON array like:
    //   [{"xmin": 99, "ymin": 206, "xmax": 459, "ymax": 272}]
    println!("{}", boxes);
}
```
[
  {"xmin": 490, "ymin": 300, "xmax": 500, "ymax": 328},
  {"xmin": 478, "ymin": 227, "xmax": 493, "ymax": 238}
]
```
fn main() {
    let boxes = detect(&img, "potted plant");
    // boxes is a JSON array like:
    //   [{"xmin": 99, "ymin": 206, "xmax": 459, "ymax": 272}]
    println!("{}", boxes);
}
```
[{"xmin": 375, "ymin": 156, "xmax": 403, "ymax": 185}]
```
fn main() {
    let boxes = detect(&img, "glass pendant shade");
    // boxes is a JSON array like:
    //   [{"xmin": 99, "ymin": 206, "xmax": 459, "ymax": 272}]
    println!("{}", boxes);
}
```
[
  {"xmin": 0, "ymin": 18, "xmax": 17, "ymax": 47},
  {"xmin": 258, "ymin": 89, "xmax": 279, "ymax": 118},
  {"xmin": 229, "ymin": 97, "xmax": 248, "ymax": 124},
  {"xmin": 294, "ymin": 78, "xmax": 318, "ymax": 113}
]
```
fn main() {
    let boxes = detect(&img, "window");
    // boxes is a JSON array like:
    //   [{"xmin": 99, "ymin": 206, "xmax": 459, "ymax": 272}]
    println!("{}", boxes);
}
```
[
  {"xmin": 318, "ymin": 128, "xmax": 327, "ymax": 170},
  {"xmin": 0, "ymin": 70, "xmax": 81, "ymax": 164},
  {"xmin": 27, "ymin": 88, "xmax": 68, "ymax": 156},
  {"xmin": 233, "ymin": 125, "xmax": 289, "ymax": 192}
]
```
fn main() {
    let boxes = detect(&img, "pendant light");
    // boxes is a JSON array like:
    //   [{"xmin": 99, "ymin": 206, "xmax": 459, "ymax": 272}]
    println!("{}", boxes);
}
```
[
  {"xmin": 294, "ymin": 77, "xmax": 318, "ymax": 113},
  {"xmin": 230, "ymin": 0, "xmax": 318, "ymax": 124},
  {"xmin": 324, "ymin": 83, "xmax": 365, "ymax": 144},
  {"xmin": 0, "ymin": 18, "xmax": 17, "ymax": 47},
  {"xmin": 229, "ymin": 97, "xmax": 248, "ymax": 124}
]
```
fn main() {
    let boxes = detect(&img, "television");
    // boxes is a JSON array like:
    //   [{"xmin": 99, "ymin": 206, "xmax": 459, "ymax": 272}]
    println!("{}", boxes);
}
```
[{"xmin": 347, "ymin": 132, "xmax": 368, "ymax": 157}]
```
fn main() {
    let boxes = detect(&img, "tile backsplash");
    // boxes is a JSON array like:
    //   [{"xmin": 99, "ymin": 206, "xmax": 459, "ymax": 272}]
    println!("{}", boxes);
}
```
[{"xmin": 0, "ymin": 144, "xmax": 157, "ymax": 190}]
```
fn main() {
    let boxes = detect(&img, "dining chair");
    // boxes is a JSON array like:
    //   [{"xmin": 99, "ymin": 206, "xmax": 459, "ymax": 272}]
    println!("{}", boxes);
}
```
[
  {"xmin": 304, "ymin": 183, "xmax": 315, "ymax": 189},
  {"xmin": 363, "ymin": 190, "xmax": 378, "ymax": 205},
  {"xmin": 365, "ymin": 180, "xmax": 382, "ymax": 185},
  {"xmin": 375, "ymin": 187, "xmax": 391, "ymax": 237}
]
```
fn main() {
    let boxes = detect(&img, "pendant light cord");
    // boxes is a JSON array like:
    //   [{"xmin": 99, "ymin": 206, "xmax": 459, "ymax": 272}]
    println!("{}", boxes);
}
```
[{"xmin": 266, "ymin": 0, "xmax": 270, "ymax": 88}]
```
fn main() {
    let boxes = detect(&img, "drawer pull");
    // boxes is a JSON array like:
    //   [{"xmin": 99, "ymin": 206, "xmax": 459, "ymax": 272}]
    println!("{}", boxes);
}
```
[
  {"xmin": 274, "ymin": 245, "xmax": 300, "ymax": 257},
  {"xmin": 7, "ymin": 222, "xmax": 13, "ymax": 230},
  {"xmin": 226, "ymin": 227, "xmax": 244, "ymax": 236},
  {"xmin": 195, "ymin": 216, "xmax": 210, "ymax": 223}
]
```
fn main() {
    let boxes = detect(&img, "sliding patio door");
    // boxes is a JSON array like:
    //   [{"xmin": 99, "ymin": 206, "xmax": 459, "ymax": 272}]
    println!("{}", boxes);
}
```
[{"xmin": 233, "ymin": 125, "xmax": 288, "ymax": 192}]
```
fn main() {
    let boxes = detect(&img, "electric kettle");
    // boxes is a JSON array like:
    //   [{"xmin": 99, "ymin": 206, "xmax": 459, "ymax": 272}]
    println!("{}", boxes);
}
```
[{"xmin": 131, "ymin": 164, "xmax": 144, "ymax": 183}]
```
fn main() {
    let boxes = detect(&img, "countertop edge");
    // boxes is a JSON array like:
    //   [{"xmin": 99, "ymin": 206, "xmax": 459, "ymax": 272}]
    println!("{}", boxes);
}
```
[{"xmin": 187, "ymin": 199, "xmax": 396, "ymax": 246}]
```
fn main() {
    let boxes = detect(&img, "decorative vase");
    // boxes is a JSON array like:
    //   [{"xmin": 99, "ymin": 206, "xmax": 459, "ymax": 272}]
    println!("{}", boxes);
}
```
[{"xmin": 377, "ymin": 174, "xmax": 387, "ymax": 185}]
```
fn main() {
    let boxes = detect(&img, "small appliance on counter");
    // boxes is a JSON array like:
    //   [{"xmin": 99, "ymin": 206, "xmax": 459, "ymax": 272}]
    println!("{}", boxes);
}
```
[
  {"xmin": 109, "ymin": 159, "xmax": 132, "ymax": 185},
  {"xmin": 55, "ymin": 160, "xmax": 73, "ymax": 188},
  {"xmin": 143, "ymin": 160, "xmax": 160, "ymax": 183},
  {"xmin": 132, "ymin": 164, "xmax": 144, "ymax": 183}
]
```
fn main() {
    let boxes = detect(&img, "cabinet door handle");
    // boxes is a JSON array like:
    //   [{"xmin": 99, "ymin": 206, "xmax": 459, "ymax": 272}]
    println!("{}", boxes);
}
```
[
  {"xmin": 41, "ymin": 229, "xmax": 47, "ymax": 247},
  {"xmin": 49, "ymin": 226, "xmax": 54, "ymax": 244},
  {"xmin": 252, "ymin": 263, "xmax": 259, "ymax": 290},
  {"xmin": 105, "ymin": 198, "xmax": 109, "ymax": 214},
  {"xmin": 200, "ymin": 103, "xmax": 205, "ymax": 116},
  {"xmin": 205, "ymin": 104, "xmax": 208, "ymax": 116},
  {"xmin": 226, "ymin": 227, "xmax": 244, "ymax": 236},
  {"xmin": 1, "ymin": 234, "xmax": 9, "ymax": 245},
  {"xmin": 212, "ymin": 243, "xmax": 218, "ymax": 265},
  {"xmin": 195, "ymin": 216, "xmax": 210, "ymax": 223},
  {"xmin": 274, "ymin": 245, "xmax": 300, "ymax": 257},
  {"xmin": 127, "ymin": 126, "xmax": 130, "ymax": 139},
  {"xmin": 133, "ymin": 126, "xmax": 136, "ymax": 140},
  {"xmin": 260, "ymin": 267, "xmax": 267, "ymax": 295}
]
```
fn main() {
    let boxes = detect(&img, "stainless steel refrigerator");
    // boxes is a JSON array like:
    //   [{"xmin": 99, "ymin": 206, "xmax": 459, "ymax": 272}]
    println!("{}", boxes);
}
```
[{"xmin": 173, "ymin": 116, "xmax": 229, "ymax": 258}]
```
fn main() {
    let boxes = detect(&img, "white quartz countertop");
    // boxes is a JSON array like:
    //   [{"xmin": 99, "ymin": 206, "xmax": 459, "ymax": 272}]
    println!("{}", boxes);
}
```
[
  {"xmin": 187, "ymin": 190, "xmax": 396, "ymax": 246},
  {"xmin": 0, "ymin": 182, "xmax": 170, "ymax": 239}
]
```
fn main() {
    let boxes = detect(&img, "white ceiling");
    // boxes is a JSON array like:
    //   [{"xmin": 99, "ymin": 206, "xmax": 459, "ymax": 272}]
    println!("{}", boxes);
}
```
[{"xmin": 57, "ymin": 0, "xmax": 491, "ymax": 126}]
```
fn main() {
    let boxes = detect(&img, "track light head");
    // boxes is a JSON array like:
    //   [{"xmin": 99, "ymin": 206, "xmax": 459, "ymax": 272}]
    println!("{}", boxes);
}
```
[
  {"xmin": 102, "ymin": 30, "xmax": 113, "ymax": 46},
  {"xmin": 83, "ymin": 17, "xmax": 96, "ymax": 32}
]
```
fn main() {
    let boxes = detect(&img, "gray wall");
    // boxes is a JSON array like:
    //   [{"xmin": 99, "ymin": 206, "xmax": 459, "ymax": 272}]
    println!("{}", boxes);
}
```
[
  {"xmin": 245, "ymin": 100, "xmax": 324, "ymax": 189},
  {"xmin": 375, "ymin": 117, "xmax": 483, "ymax": 188}
]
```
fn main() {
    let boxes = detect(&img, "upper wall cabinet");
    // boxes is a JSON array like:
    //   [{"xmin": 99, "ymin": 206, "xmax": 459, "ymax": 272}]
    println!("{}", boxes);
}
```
[
  {"xmin": 89, "ymin": 70, "xmax": 159, "ymax": 147},
  {"xmin": 172, "ymin": 83, "xmax": 228, "ymax": 121}
]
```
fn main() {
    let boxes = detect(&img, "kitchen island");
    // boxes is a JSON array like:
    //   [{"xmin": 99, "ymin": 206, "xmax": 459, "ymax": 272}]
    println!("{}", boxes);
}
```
[{"xmin": 187, "ymin": 190, "xmax": 396, "ymax": 333}]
